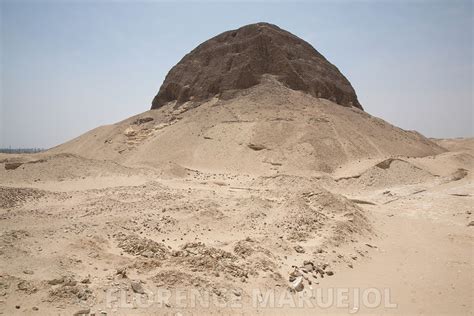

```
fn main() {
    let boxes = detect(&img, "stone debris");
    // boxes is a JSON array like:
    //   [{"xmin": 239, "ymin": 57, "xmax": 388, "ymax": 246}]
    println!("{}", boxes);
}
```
[
  {"xmin": 47, "ymin": 276, "xmax": 93, "ymax": 304},
  {"xmin": 288, "ymin": 261, "xmax": 335, "ymax": 291},
  {"xmin": 171, "ymin": 242, "xmax": 249, "ymax": 278},
  {"xmin": 17, "ymin": 280, "xmax": 37, "ymax": 294},
  {"xmin": 233, "ymin": 238, "xmax": 273, "ymax": 258},
  {"xmin": 116, "ymin": 233, "xmax": 169, "ymax": 259},
  {"xmin": 0, "ymin": 187, "xmax": 46, "ymax": 208}
]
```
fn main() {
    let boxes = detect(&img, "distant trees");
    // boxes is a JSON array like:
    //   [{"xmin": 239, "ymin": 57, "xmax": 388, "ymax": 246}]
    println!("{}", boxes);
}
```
[{"xmin": 0, "ymin": 148, "xmax": 45, "ymax": 154}]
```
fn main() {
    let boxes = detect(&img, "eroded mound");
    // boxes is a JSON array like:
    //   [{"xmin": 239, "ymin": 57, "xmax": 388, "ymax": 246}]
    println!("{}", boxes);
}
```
[
  {"xmin": 151, "ymin": 22, "xmax": 362, "ymax": 109},
  {"xmin": 337, "ymin": 158, "xmax": 437, "ymax": 189},
  {"xmin": 0, "ymin": 153, "xmax": 141, "ymax": 184}
]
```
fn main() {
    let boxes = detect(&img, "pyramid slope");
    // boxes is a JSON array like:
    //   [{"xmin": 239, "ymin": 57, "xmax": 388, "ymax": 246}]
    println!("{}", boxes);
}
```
[{"xmin": 53, "ymin": 77, "xmax": 444, "ymax": 175}]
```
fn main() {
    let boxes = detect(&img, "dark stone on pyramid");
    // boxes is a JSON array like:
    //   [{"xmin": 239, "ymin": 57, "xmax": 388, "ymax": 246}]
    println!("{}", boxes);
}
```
[{"xmin": 151, "ymin": 22, "xmax": 362, "ymax": 110}]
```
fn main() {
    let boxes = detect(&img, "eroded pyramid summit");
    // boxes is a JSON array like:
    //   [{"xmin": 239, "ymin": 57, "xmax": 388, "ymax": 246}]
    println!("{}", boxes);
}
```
[{"xmin": 151, "ymin": 22, "xmax": 362, "ymax": 110}]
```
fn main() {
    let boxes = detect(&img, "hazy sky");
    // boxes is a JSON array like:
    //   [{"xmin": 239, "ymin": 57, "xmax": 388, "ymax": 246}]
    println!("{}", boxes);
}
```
[{"xmin": 1, "ymin": 1, "xmax": 472, "ymax": 148}]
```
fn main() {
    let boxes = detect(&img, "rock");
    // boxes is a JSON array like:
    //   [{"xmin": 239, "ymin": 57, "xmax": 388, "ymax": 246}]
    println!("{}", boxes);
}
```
[
  {"xmin": 326, "ymin": 270, "xmax": 334, "ymax": 276},
  {"xmin": 468, "ymin": 221, "xmax": 474, "ymax": 227},
  {"xmin": 248, "ymin": 143, "xmax": 266, "ymax": 151},
  {"xmin": 303, "ymin": 261, "xmax": 314, "ymax": 272},
  {"xmin": 81, "ymin": 278, "xmax": 91, "ymax": 284},
  {"xmin": 133, "ymin": 117, "xmax": 154, "ymax": 125},
  {"xmin": 291, "ymin": 276, "xmax": 304, "ymax": 292},
  {"xmin": 449, "ymin": 168, "xmax": 468, "ymax": 181},
  {"xmin": 47, "ymin": 277, "xmax": 64, "ymax": 285},
  {"xmin": 5, "ymin": 162, "xmax": 23, "ymax": 170},
  {"xmin": 32, "ymin": 306, "xmax": 39, "ymax": 311},
  {"xmin": 124, "ymin": 127, "xmax": 137, "ymax": 137},
  {"xmin": 17, "ymin": 281, "xmax": 28, "ymax": 290},
  {"xmin": 131, "ymin": 281, "xmax": 145, "ymax": 294},
  {"xmin": 22, "ymin": 270, "xmax": 34, "ymax": 275},
  {"xmin": 73, "ymin": 309, "xmax": 90, "ymax": 316},
  {"xmin": 315, "ymin": 268, "xmax": 325, "ymax": 276},
  {"xmin": 293, "ymin": 245, "xmax": 305, "ymax": 253},
  {"xmin": 116, "ymin": 268, "xmax": 127, "ymax": 278},
  {"xmin": 151, "ymin": 23, "xmax": 362, "ymax": 110}
]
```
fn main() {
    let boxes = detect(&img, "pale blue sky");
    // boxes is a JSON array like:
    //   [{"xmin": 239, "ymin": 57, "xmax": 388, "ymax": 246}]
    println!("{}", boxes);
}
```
[{"xmin": 1, "ymin": 1, "xmax": 472, "ymax": 148}]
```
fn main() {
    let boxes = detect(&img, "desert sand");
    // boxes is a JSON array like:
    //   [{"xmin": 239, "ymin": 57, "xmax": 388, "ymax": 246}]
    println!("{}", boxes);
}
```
[{"xmin": 0, "ymin": 23, "xmax": 472, "ymax": 315}]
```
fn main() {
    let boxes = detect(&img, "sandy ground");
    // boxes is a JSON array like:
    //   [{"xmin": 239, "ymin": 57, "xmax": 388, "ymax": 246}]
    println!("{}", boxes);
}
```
[
  {"xmin": 0, "ymin": 81, "xmax": 471, "ymax": 315},
  {"xmin": 0, "ymin": 136, "xmax": 472, "ymax": 315}
]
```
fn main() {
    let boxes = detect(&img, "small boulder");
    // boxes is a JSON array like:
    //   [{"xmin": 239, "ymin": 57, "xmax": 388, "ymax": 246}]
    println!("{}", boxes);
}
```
[
  {"xmin": 131, "ymin": 281, "xmax": 145, "ymax": 294},
  {"xmin": 293, "ymin": 245, "xmax": 305, "ymax": 253},
  {"xmin": 291, "ymin": 276, "xmax": 304, "ymax": 292},
  {"xmin": 47, "ymin": 277, "xmax": 64, "ymax": 285},
  {"xmin": 303, "ymin": 261, "xmax": 314, "ymax": 272}
]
